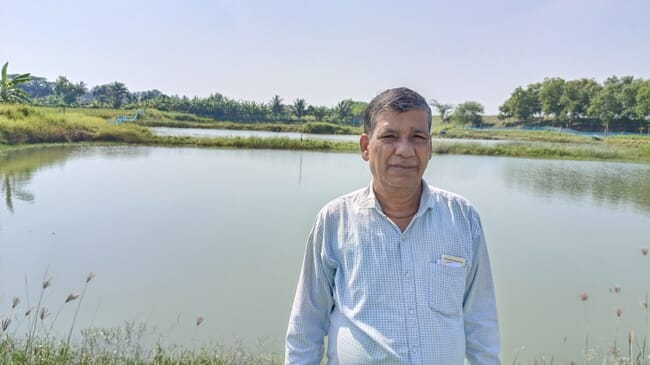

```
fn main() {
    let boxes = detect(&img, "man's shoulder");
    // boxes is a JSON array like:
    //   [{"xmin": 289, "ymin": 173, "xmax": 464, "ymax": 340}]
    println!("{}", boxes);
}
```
[
  {"xmin": 424, "ymin": 183, "xmax": 476, "ymax": 212},
  {"xmin": 321, "ymin": 186, "xmax": 369, "ymax": 212}
]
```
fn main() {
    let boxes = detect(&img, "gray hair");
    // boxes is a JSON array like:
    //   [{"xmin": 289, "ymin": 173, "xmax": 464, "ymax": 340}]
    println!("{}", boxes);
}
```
[{"xmin": 363, "ymin": 87, "xmax": 432, "ymax": 135}]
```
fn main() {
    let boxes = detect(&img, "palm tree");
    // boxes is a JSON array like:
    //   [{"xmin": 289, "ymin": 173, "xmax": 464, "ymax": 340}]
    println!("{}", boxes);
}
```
[
  {"xmin": 0, "ymin": 62, "xmax": 31, "ymax": 103},
  {"xmin": 307, "ymin": 105, "xmax": 329, "ymax": 121},
  {"xmin": 270, "ymin": 95, "xmax": 284, "ymax": 120},
  {"xmin": 108, "ymin": 81, "xmax": 129, "ymax": 108},
  {"xmin": 292, "ymin": 98, "xmax": 307, "ymax": 120},
  {"xmin": 335, "ymin": 99, "xmax": 353, "ymax": 123}
]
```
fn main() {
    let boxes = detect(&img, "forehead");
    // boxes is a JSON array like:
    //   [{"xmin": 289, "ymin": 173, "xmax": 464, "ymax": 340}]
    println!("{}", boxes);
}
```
[{"xmin": 373, "ymin": 109, "xmax": 430, "ymax": 131}]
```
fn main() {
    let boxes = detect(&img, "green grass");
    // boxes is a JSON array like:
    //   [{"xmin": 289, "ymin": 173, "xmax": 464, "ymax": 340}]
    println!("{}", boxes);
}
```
[
  {"xmin": 149, "ymin": 135, "xmax": 358, "ymax": 152},
  {"xmin": 0, "ymin": 105, "xmax": 152, "ymax": 144},
  {"xmin": 2, "ymin": 104, "xmax": 650, "ymax": 163},
  {"xmin": 432, "ymin": 140, "xmax": 650, "ymax": 162},
  {"xmin": 0, "ymin": 335, "xmax": 282, "ymax": 364},
  {"xmin": 138, "ymin": 119, "xmax": 361, "ymax": 135},
  {"xmin": 0, "ymin": 269, "xmax": 282, "ymax": 365}
]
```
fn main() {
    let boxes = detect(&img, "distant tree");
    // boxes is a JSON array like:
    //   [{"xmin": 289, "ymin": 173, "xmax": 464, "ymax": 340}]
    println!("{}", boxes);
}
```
[
  {"xmin": 539, "ymin": 77, "xmax": 565, "ymax": 121},
  {"xmin": 270, "ymin": 95, "xmax": 284, "ymax": 119},
  {"xmin": 619, "ymin": 76, "xmax": 641, "ymax": 121},
  {"xmin": 334, "ymin": 99, "xmax": 354, "ymax": 123},
  {"xmin": 132, "ymin": 89, "xmax": 164, "ymax": 104},
  {"xmin": 560, "ymin": 78, "xmax": 601, "ymax": 128},
  {"xmin": 349, "ymin": 101, "xmax": 368, "ymax": 117},
  {"xmin": 0, "ymin": 62, "xmax": 31, "ymax": 104},
  {"xmin": 91, "ymin": 84, "xmax": 112, "ymax": 106},
  {"xmin": 292, "ymin": 98, "xmax": 307, "ymax": 120},
  {"xmin": 636, "ymin": 79, "xmax": 650, "ymax": 120},
  {"xmin": 16, "ymin": 76, "xmax": 53, "ymax": 98},
  {"xmin": 307, "ymin": 105, "xmax": 329, "ymax": 121},
  {"xmin": 429, "ymin": 98, "xmax": 453, "ymax": 124},
  {"xmin": 588, "ymin": 76, "xmax": 625, "ymax": 136},
  {"xmin": 498, "ymin": 86, "xmax": 540, "ymax": 122},
  {"xmin": 637, "ymin": 79, "xmax": 650, "ymax": 134},
  {"xmin": 108, "ymin": 82, "xmax": 129, "ymax": 108},
  {"xmin": 54, "ymin": 76, "xmax": 87, "ymax": 105},
  {"xmin": 453, "ymin": 101, "xmax": 484, "ymax": 126}
]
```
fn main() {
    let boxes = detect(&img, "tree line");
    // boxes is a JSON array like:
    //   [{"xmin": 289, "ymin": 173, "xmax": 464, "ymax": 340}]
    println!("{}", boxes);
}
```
[
  {"xmin": 495, "ymin": 76, "xmax": 650, "ymax": 134},
  {"xmin": 2, "ymin": 63, "xmax": 367, "ymax": 125},
  {"xmin": 3, "ymin": 62, "xmax": 649, "ymax": 133},
  {"xmin": 429, "ymin": 76, "xmax": 650, "ymax": 134}
]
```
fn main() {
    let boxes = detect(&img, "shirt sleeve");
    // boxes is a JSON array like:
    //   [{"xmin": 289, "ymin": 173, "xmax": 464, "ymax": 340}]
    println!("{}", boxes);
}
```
[
  {"xmin": 464, "ymin": 209, "xmax": 502, "ymax": 365},
  {"xmin": 285, "ymin": 212, "xmax": 336, "ymax": 365}
]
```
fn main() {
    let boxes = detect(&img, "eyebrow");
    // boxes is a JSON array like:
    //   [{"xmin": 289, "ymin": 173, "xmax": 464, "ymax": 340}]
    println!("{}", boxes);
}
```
[
  {"xmin": 377, "ymin": 128, "xmax": 431, "ymax": 136},
  {"xmin": 377, "ymin": 127, "xmax": 430, "ymax": 135}
]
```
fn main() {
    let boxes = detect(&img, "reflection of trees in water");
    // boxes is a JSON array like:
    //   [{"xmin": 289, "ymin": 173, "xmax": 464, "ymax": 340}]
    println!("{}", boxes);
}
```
[
  {"xmin": 0, "ymin": 146, "xmax": 149, "ymax": 212},
  {"xmin": 504, "ymin": 161, "xmax": 650, "ymax": 214},
  {"xmin": 2, "ymin": 172, "xmax": 35, "ymax": 212}
]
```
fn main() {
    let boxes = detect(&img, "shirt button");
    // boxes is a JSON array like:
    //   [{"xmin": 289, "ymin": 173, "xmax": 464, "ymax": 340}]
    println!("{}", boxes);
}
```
[{"xmin": 400, "ymin": 235, "xmax": 406, "ymax": 241}]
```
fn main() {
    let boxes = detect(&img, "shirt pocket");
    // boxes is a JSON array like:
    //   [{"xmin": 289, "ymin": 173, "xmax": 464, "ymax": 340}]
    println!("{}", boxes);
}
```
[{"xmin": 429, "ymin": 263, "xmax": 467, "ymax": 316}]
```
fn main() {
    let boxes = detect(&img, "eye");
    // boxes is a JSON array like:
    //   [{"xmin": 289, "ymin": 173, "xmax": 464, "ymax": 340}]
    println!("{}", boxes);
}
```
[{"xmin": 379, "ymin": 134, "xmax": 396, "ymax": 140}]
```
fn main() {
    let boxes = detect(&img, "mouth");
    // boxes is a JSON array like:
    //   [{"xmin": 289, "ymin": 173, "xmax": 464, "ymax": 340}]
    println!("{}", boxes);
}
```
[{"xmin": 388, "ymin": 164, "xmax": 418, "ymax": 170}]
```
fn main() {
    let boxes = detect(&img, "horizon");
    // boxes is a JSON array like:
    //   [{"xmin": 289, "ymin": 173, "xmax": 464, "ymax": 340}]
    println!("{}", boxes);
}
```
[{"xmin": 2, "ymin": 0, "xmax": 649, "ymax": 113}]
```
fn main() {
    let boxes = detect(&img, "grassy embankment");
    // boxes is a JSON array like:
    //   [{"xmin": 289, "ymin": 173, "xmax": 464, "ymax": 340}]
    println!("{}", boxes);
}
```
[
  {"xmin": 1, "ymin": 105, "xmax": 650, "ymax": 163},
  {"xmin": 0, "ymin": 105, "xmax": 356, "ymax": 153}
]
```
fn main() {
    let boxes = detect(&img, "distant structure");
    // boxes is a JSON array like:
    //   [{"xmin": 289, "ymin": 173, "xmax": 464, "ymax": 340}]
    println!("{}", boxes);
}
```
[{"xmin": 114, "ymin": 109, "xmax": 145, "ymax": 125}]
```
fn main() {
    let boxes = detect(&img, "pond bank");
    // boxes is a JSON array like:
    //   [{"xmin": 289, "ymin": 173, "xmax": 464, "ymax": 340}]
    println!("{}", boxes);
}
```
[{"xmin": 2, "ymin": 104, "xmax": 649, "ymax": 163}]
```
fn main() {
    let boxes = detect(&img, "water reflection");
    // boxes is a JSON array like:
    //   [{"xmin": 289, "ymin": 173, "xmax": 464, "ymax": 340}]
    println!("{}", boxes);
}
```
[
  {"xmin": 0, "ymin": 146, "xmax": 150, "ymax": 213},
  {"xmin": 0, "ymin": 148, "xmax": 70, "ymax": 212},
  {"xmin": 504, "ymin": 161, "xmax": 650, "ymax": 214}
]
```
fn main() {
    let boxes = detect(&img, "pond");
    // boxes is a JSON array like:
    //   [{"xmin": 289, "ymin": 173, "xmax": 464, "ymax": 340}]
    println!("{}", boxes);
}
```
[{"xmin": 1, "ymin": 145, "xmax": 649, "ymax": 363}]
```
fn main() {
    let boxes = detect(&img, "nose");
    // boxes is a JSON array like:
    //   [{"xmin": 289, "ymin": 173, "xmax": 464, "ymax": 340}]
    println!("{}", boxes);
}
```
[{"xmin": 395, "ymin": 136, "xmax": 415, "ymax": 157}]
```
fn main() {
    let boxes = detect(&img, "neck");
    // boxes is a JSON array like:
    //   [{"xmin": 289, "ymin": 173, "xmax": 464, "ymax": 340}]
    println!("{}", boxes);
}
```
[{"xmin": 373, "ymin": 181, "xmax": 422, "ymax": 219}]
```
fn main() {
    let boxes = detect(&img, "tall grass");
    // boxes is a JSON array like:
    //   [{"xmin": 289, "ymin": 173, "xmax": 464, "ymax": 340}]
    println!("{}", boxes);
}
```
[
  {"xmin": 432, "ymin": 141, "xmax": 650, "ymax": 163},
  {"xmin": 0, "ymin": 270, "xmax": 282, "ymax": 365},
  {"xmin": 150, "ymin": 135, "xmax": 358, "ymax": 152},
  {"xmin": 0, "ymin": 105, "xmax": 152, "ymax": 144}
]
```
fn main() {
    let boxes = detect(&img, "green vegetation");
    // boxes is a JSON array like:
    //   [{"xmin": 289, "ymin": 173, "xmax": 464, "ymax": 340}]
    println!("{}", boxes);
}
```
[
  {"xmin": 9, "ymin": 59, "xmax": 649, "ymax": 135},
  {"xmin": 2, "ymin": 105, "xmax": 650, "ymax": 163},
  {"xmin": 497, "ymin": 76, "xmax": 650, "ymax": 134},
  {"xmin": 433, "ymin": 141, "xmax": 649, "ymax": 162},
  {"xmin": 0, "ymin": 63, "xmax": 31, "ymax": 104},
  {"xmin": 151, "ymin": 135, "xmax": 357, "ymax": 152},
  {"xmin": 15, "ymin": 71, "xmax": 367, "ymax": 125},
  {"xmin": 0, "ymin": 105, "xmax": 152, "ymax": 144},
  {"xmin": 0, "ymin": 270, "xmax": 282, "ymax": 365}
]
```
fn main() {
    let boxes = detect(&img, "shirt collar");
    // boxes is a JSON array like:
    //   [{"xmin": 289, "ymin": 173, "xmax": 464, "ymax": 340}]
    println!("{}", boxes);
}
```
[{"xmin": 356, "ymin": 179, "xmax": 435, "ymax": 216}]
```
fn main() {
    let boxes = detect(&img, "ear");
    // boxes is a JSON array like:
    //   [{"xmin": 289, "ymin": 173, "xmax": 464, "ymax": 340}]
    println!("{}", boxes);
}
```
[{"xmin": 359, "ymin": 134, "xmax": 370, "ymax": 161}]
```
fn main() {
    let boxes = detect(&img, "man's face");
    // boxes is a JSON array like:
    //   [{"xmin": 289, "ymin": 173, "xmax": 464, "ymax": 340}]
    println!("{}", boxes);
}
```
[{"xmin": 360, "ymin": 109, "xmax": 432, "ymax": 193}]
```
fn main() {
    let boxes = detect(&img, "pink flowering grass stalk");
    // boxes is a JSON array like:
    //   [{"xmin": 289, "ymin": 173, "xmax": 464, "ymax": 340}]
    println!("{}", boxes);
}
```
[
  {"xmin": 24, "ymin": 268, "xmax": 51, "ymax": 357},
  {"xmin": 66, "ymin": 272, "xmax": 95, "ymax": 347}
]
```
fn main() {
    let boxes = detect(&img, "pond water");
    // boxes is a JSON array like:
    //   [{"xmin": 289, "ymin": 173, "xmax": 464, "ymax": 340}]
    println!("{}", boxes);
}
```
[{"xmin": 1, "ymin": 145, "xmax": 649, "ymax": 363}]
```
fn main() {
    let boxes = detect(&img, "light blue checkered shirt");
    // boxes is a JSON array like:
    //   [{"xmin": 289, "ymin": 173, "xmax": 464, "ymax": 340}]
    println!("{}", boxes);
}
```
[{"xmin": 286, "ymin": 180, "xmax": 501, "ymax": 365}]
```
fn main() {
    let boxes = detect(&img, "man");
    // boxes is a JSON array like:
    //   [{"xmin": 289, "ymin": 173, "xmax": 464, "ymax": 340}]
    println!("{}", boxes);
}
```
[{"xmin": 285, "ymin": 87, "xmax": 501, "ymax": 365}]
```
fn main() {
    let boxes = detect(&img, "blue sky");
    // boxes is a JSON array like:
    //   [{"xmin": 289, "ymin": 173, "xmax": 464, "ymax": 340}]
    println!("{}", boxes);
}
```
[{"xmin": 2, "ymin": 0, "xmax": 648, "ymax": 113}]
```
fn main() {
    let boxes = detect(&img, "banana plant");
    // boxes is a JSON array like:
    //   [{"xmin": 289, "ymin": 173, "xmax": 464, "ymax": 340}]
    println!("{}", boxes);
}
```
[{"xmin": 0, "ymin": 62, "xmax": 32, "ymax": 103}]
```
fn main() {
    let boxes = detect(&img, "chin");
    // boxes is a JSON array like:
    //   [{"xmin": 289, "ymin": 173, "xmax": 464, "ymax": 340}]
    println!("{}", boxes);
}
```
[{"xmin": 386, "ymin": 177, "xmax": 421, "ymax": 189}]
